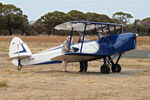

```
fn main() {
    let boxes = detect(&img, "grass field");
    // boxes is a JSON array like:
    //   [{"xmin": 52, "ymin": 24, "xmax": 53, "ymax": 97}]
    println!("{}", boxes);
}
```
[{"xmin": 0, "ymin": 36, "xmax": 150, "ymax": 100}]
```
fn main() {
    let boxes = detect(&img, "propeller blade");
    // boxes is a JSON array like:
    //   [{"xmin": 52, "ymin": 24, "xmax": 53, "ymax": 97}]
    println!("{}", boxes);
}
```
[{"xmin": 134, "ymin": 19, "xmax": 137, "ymax": 34}]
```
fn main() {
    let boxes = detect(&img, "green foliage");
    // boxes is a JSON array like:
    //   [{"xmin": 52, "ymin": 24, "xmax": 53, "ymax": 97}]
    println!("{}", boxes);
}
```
[
  {"xmin": 0, "ymin": 2, "xmax": 31, "ymax": 36},
  {"xmin": 131, "ymin": 18, "xmax": 150, "ymax": 36},
  {"xmin": 26, "ymin": 29, "xmax": 38, "ymax": 36},
  {"xmin": 0, "ymin": 29, "xmax": 9, "ymax": 36},
  {"xmin": 141, "ymin": 17, "xmax": 150, "ymax": 28},
  {"xmin": 86, "ymin": 12, "xmax": 111, "ymax": 22},
  {"xmin": 124, "ymin": 21, "xmax": 150, "ymax": 36},
  {"xmin": 68, "ymin": 10, "xmax": 86, "ymax": 20},
  {"xmin": 37, "ymin": 11, "xmax": 72, "ymax": 35},
  {"xmin": 36, "ymin": 10, "xmax": 112, "ymax": 35},
  {"xmin": 112, "ymin": 11, "xmax": 133, "ymax": 24}
]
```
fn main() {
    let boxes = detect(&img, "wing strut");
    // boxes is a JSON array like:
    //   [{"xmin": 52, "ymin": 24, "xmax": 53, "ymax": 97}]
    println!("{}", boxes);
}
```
[
  {"xmin": 80, "ymin": 23, "xmax": 87, "ymax": 53},
  {"xmin": 68, "ymin": 28, "xmax": 73, "ymax": 53}
]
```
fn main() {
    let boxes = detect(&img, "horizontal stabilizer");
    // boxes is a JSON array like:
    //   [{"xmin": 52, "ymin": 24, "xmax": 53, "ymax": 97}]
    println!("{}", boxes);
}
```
[{"xmin": 8, "ymin": 55, "xmax": 31, "ymax": 61}]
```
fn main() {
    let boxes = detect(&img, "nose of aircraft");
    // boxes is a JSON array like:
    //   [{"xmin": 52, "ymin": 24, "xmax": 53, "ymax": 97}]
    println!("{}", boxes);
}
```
[
  {"xmin": 133, "ymin": 33, "xmax": 138, "ymax": 39},
  {"xmin": 112, "ymin": 32, "xmax": 137, "ymax": 52}
]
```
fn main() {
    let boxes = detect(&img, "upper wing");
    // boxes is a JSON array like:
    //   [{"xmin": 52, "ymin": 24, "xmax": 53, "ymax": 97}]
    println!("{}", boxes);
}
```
[
  {"xmin": 54, "ymin": 21, "xmax": 122, "ymax": 32},
  {"xmin": 54, "ymin": 21, "xmax": 98, "ymax": 31}
]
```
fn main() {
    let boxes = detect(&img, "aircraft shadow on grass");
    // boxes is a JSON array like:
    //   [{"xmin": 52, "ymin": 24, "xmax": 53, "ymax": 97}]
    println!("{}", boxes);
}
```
[{"xmin": 33, "ymin": 69, "xmax": 142, "ymax": 77}]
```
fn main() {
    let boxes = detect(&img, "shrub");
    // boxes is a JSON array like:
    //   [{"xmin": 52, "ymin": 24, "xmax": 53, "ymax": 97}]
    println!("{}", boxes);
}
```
[{"xmin": 0, "ymin": 80, "xmax": 8, "ymax": 87}]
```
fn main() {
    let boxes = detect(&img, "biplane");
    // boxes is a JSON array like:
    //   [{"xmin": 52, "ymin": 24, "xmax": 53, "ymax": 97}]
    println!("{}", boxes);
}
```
[{"xmin": 9, "ymin": 21, "xmax": 138, "ymax": 74}]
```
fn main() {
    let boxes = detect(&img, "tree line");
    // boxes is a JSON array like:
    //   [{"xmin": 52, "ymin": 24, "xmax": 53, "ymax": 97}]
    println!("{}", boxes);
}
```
[{"xmin": 0, "ymin": 2, "xmax": 150, "ymax": 36}]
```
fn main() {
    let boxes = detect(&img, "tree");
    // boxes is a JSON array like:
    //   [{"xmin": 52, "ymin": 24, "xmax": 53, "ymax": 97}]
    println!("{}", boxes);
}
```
[
  {"xmin": 38, "ymin": 11, "xmax": 72, "ymax": 35},
  {"xmin": 140, "ymin": 17, "xmax": 150, "ymax": 35},
  {"xmin": 0, "ymin": 3, "xmax": 5, "ymax": 31},
  {"xmin": 86, "ymin": 12, "xmax": 112, "ymax": 22},
  {"xmin": 19, "ymin": 15, "xmax": 33, "ymax": 35},
  {"xmin": 0, "ymin": 2, "xmax": 3, "ymax": 13},
  {"xmin": 112, "ymin": 12, "xmax": 133, "ymax": 24},
  {"xmin": 141, "ymin": 17, "xmax": 150, "ymax": 28},
  {"xmin": 33, "ymin": 20, "xmax": 45, "ymax": 35},
  {"xmin": 0, "ymin": 2, "xmax": 33, "ymax": 36},
  {"xmin": 36, "ymin": 10, "xmax": 113, "ymax": 35},
  {"xmin": 68, "ymin": 10, "xmax": 86, "ymax": 20},
  {"xmin": 1, "ymin": 4, "xmax": 24, "ymax": 35}
]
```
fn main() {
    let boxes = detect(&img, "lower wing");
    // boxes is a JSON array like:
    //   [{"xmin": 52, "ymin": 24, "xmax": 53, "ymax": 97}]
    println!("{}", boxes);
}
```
[{"xmin": 51, "ymin": 53, "xmax": 102, "ymax": 62}]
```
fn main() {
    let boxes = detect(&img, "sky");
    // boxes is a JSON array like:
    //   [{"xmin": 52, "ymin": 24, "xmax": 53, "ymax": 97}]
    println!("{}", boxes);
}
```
[{"xmin": 1, "ymin": 0, "xmax": 150, "ymax": 21}]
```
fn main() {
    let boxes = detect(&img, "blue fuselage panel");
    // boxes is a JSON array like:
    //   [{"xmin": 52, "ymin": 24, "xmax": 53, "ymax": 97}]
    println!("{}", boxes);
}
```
[{"xmin": 97, "ymin": 33, "xmax": 136, "ymax": 56}]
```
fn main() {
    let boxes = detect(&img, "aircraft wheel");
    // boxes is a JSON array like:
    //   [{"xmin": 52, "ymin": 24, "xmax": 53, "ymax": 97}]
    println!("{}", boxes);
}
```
[
  {"xmin": 100, "ymin": 64, "xmax": 110, "ymax": 74},
  {"xmin": 112, "ymin": 64, "xmax": 121, "ymax": 73}
]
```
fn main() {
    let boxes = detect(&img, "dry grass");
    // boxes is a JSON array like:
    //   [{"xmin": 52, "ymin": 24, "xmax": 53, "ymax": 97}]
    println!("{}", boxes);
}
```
[
  {"xmin": 137, "ymin": 36, "xmax": 150, "ymax": 50},
  {"xmin": 0, "ymin": 80, "xmax": 7, "ymax": 88},
  {"xmin": 0, "ymin": 36, "xmax": 150, "ymax": 53},
  {"xmin": 0, "ymin": 60, "xmax": 150, "ymax": 100},
  {"xmin": 0, "ymin": 35, "xmax": 150, "ymax": 100}
]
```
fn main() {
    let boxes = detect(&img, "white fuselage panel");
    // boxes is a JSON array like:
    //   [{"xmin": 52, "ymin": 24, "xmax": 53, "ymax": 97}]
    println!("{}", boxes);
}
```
[{"xmin": 18, "ymin": 41, "xmax": 99, "ymax": 66}]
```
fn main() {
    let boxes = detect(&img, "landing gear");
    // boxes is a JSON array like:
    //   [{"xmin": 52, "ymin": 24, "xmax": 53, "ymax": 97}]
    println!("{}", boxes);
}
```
[
  {"xmin": 100, "ymin": 64, "xmax": 110, "ymax": 74},
  {"xmin": 110, "ymin": 54, "xmax": 122, "ymax": 73},
  {"xmin": 100, "ymin": 54, "xmax": 122, "ymax": 74}
]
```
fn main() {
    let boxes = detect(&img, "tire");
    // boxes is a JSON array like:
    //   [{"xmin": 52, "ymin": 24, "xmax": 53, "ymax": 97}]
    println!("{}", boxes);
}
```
[
  {"xmin": 112, "ymin": 64, "xmax": 121, "ymax": 73},
  {"xmin": 100, "ymin": 64, "xmax": 110, "ymax": 74}
]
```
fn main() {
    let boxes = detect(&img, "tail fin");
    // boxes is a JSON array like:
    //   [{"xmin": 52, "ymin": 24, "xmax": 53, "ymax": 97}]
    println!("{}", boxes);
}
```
[{"xmin": 9, "ymin": 37, "xmax": 32, "ymax": 61}]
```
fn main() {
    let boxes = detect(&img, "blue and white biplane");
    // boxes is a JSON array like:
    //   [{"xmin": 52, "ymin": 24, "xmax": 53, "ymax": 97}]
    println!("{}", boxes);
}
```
[{"xmin": 9, "ymin": 21, "xmax": 138, "ymax": 74}]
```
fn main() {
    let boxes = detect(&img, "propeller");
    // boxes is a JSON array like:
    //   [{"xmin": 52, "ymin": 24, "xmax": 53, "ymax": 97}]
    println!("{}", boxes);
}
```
[
  {"xmin": 133, "ymin": 19, "xmax": 138, "ymax": 49},
  {"xmin": 134, "ymin": 18, "xmax": 138, "ymax": 37}
]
